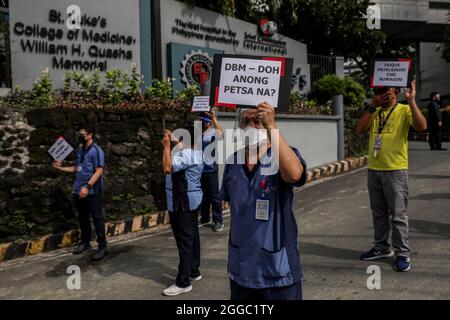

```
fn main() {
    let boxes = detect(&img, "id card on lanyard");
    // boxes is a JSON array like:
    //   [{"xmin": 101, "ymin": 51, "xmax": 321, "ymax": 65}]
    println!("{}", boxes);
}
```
[{"xmin": 374, "ymin": 105, "xmax": 396, "ymax": 158}]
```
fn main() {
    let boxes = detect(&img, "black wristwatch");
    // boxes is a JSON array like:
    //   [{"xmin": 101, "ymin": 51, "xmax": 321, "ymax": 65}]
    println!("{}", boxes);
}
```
[
  {"xmin": 365, "ymin": 102, "xmax": 376, "ymax": 113},
  {"xmin": 86, "ymin": 184, "xmax": 93, "ymax": 190}
]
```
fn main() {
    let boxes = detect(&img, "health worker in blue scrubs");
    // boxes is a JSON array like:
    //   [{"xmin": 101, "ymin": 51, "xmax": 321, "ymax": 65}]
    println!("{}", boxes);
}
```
[
  {"xmin": 161, "ymin": 125, "xmax": 204, "ymax": 297},
  {"xmin": 220, "ymin": 102, "xmax": 307, "ymax": 300}
]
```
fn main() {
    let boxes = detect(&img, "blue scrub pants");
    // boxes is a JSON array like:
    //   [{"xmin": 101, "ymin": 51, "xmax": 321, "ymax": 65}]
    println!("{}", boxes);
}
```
[
  {"xmin": 73, "ymin": 193, "xmax": 107, "ymax": 248},
  {"xmin": 200, "ymin": 171, "xmax": 223, "ymax": 224},
  {"xmin": 230, "ymin": 279, "xmax": 303, "ymax": 300},
  {"xmin": 169, "ymin": 209, "xmax": 201, "ymax": 288}
]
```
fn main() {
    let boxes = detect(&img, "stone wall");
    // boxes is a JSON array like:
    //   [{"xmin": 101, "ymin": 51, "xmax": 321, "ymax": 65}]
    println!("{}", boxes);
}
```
[{"xmin": 0, "ymin": 106, "xmax": 194, "ymax": 243}]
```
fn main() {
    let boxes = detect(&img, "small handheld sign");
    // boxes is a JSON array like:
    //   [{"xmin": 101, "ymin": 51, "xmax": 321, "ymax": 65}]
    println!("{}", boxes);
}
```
[
  {"xmin": 369, "ymin": 58, "xmax": 413, "ymax": 88},
  {"xmin": 210, "ymin": 54, "xmax": 293, "ymax": 111},
  {"xmin": 191, "ymin": 96, "xmax": 211, "ymax": 112},
  {"xmin": 48, "ymin": 137, "xmax": 74, "ymax": 161}
]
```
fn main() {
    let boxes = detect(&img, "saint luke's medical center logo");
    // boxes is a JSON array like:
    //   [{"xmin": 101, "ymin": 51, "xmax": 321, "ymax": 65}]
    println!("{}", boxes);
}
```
[
  {"xmin": 259, "ymin": 18, "xmax": 278, "ymax": 37},
  {"xmin": 180, "ymin": 50, "xmax": 213, "ymax": 86}
]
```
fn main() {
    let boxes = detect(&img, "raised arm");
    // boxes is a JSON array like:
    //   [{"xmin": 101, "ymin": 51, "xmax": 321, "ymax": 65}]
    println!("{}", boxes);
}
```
[
  {"xmin": 405, "ymin": 81, "xmax": 427, "ymax": 132},
  {"xmin": 256, "ymin": 102, "xmax": 303, "ymax": 184}
]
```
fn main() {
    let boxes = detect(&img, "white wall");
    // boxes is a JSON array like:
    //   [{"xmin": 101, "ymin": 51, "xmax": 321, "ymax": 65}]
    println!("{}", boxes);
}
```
[{"xmin": 215, "ymin": 113, "xmax": 339, "ymax": 184}]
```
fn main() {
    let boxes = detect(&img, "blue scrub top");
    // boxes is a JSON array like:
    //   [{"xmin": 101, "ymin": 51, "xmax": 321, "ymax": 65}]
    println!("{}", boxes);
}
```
[
  {"xmin": 165, "ymin": 148, "xmax": 204, "ymax": 212},
  {"xmin": 202, "ymin": 128, "xmax": 219, "ymax": 173},
  {"xmin": 220, "ymin": 147, "xmax": 307, "ymax": 289},
  {"xmin": 73, "ymin": 143, "xmax": 105, "ymax": 195}
]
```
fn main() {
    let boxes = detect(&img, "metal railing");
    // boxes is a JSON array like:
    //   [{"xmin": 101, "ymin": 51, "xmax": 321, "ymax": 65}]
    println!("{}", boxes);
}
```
[{"xmin": 307, "ymin": 54, "xmax": 336, "ymax": 88}]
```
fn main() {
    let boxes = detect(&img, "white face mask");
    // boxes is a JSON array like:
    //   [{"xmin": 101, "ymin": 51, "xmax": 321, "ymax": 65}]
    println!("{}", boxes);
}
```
[
  {"xmin": 436, "ymin": 94, "xmax": 440, "ymax": 101},
  {"xmin": 242, "ymin": 127, "xmax": 268, "ymax": 148}
]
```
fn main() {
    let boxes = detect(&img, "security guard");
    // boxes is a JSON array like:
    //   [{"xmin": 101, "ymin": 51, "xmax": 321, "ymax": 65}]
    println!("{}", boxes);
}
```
[
  {"xmin": 52, "ymin": 126, "xmax": 107, "ymax": 261},
  {"xmin": 220, "ymin": 102, "xmax": 307, "ymax": 300},
  {"xmin": 162, "ymin": 125, "xmax": 204, "ymax": 296}
]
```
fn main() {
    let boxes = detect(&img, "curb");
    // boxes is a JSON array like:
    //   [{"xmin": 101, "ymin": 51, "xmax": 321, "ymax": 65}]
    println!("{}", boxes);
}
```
[{"xmin": 0, "ymin": 155, "xmax": 368, "ymax": 263}]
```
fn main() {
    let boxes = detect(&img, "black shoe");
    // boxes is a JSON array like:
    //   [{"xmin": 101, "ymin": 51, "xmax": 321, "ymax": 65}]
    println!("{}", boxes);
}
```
[
  {"xmin": 91, "ymin": 247, "xmax": 108, "ymax": 261},
  {"xmin": 437, "ymin": 147, "xmax": 448, "ymax": 151},
  {"xmin": 73, "ymin": 243, "xmax": 91, "ymax": 255}
]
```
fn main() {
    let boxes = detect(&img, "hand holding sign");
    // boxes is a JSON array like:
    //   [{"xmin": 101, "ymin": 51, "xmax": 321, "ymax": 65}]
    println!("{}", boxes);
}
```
[
  {"xmin": 256, "ymin": 102, "xmax": 276, "ymax": 130},
  {"xmin": 404, "ymin": 80, "xmax": 416, "ymax": 103},
  {"xmin": 210, "ymin": 54, "xmax": 293, "ymax": 111},
  {"xmin": 191, "ymin": 96, "xmax": 211, "ymax": 112},
  {"xmin": 48, "ymin": 137, "xmax": 74, "ymax": 162},
  {"xmin": 370, "ymin": 59, "xmax": 413, "ymax": 88}
]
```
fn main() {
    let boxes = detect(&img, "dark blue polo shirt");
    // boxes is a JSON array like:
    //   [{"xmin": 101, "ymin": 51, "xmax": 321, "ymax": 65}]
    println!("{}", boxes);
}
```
[
  {"xmin": 202, "ymin": 128, "xmax": 219, "ymax": 173},
  {"xmin": 73, "ymin": 143, "xmax": 105, "ymax": 195},
  {"xmin": 220, "ymin": 147, "xmax": 307, "ymax": 289}
]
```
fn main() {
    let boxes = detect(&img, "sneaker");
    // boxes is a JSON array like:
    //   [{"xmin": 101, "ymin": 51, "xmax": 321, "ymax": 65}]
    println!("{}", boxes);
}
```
[
  {"xmin": 394, "ymin": 256, "xmax": 411, "ymax": 272},
  {"xmin": 189, "ymin": 274, "xmax": 202, "ymax": 282},
  {"xmin": 199, "ymin": 220, "xmax": 210, "ymax": 226},
  {"xmin": 91, "ymin": 247, "xmax": 108, "ymax": 261},
  {"xmin": 162, "ymin": 284, "xmax": 192, "ymax": 296},
  {"xmin": 73, "ymin": 243, "xmax": 91, "ymax": 255},
  {"xmin": 213, "ymin": 222, "xmax": 224, "ymax": 232},
  {"xmin": 360, "ymin": 248, "xmax": 394, "ymax": 261}
]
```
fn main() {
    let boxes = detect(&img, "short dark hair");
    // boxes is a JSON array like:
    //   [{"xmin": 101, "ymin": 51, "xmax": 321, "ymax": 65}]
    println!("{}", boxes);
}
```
[
  {"xmin": 77, "ymin": 126, "xmax": 96, "ymax": 137},
  {"xmin": 430, "ymin": 92, "xmax": 439, "ymax": 100}
]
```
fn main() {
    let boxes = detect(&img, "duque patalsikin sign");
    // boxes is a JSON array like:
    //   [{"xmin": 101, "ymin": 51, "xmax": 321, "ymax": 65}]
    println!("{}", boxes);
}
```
[{"xmin": 9, "ymin": 0, "xmax": 141, "ymax": 90}]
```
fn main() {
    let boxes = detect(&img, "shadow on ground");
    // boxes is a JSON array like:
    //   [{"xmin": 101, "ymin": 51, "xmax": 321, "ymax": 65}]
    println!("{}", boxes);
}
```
[{"xmin": 409, "ymin": 219, "xmax": 450, "ymax": 239}]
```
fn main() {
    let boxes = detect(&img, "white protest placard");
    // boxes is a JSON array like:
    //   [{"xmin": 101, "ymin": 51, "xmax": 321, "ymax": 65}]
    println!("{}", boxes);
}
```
[
  {"xmin": 218, "ymin": 58, "xmax": 281, "ymax": 107},
  {"xmin": 191, "ymin": 96, "xmax": 211, "ymax": 112},
  {"xmin": 48, "ymin": 137, "xmax": 74, "ymax": 161},
  {"xmin": 371, "ymin": 60, "xmax": 412, "ymax": 88},
  {"xmin": 210, "ymin": 54, "xmax": 293, "ymax": 111}
]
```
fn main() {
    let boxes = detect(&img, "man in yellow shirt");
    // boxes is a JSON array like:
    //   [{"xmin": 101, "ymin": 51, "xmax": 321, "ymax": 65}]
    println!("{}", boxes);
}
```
[{"xmin": 356, "ymin": 81, "xmax": 427, "ymax": 272}]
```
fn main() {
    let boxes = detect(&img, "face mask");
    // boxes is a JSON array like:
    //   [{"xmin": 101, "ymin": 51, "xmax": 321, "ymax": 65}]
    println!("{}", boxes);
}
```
[
  {"xmin": 78, "ymin": 135, "xmax": 86, "ymax": 145},
  {"xmin": 436, "ymin": 94, "xmax": 440, "ymax": 101},
  {"xmin": 242, "ymin": 127, "xmax": 268, "ymax": 148}
]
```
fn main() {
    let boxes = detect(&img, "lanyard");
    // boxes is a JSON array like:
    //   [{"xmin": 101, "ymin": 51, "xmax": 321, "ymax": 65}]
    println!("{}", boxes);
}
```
[{"xmin": 377, "ymin": 105, "xmax": 396, "ymax": 134}]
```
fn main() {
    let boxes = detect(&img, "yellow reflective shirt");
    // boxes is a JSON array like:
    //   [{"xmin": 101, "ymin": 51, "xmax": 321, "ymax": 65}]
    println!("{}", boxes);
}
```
[{"xmin": 368, "ymin": 103, "xmax": 413, "ymax": 171}]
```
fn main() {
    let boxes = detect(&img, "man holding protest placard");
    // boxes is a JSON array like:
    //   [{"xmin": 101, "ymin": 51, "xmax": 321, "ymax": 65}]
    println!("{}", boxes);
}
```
[
  {"xmin": 220, "ymin": 102, "xmax": 307, "ymax": 300},
  {"xmin": 52, "ymin": 126, "xmax": 107, "ymax": 261},
  {"xmin": 356, "ymin": 81, "xmax": 427, "ymax": 272}
]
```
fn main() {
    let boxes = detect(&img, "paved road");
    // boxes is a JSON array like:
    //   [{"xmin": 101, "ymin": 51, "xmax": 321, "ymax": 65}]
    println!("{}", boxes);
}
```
[{"xmin": 0, "ymin": 141, "xmax": 449, "ymax": 300}]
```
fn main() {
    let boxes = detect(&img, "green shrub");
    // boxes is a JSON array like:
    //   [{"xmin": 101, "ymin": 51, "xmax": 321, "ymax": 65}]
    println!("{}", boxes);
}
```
[
  {"xmin": 310, "ymin": 74, "xmax": 345, "ymax": 104},
  {"xmin": 343, "ymin": 76, "xmax": 366, "ymax": 108},
  {"xmin": 127, "ymin": 63, "xmax": 143, "ymax": 99},
  {"xmin": 176, "ymin": 84, "xmax": 199, "ymax": 102},
  {"xmin": 105, "ymin": 69, "xmax": 127, "ymax": 105},
  {"xmin": 31, "ymin": 69, "xmax": 53, "ymax": 108},
  {"xmin": 145, "ymin": 79, "xmax": 173, "ymax": 101}
]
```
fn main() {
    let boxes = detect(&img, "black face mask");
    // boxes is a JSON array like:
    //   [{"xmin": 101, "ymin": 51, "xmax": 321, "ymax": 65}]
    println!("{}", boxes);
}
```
[{"xmin": 78, "ymin": 135, "xmax": 86, "ymax": 145}]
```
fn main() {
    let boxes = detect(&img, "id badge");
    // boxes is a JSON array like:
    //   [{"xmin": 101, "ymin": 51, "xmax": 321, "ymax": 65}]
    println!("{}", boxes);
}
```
[
  {"xmin": 255, "ymin": 199, "xmax": 269, "ymax": 221},
  {"xmin": 373, "ymin": 135, "xmax": 382, "ymax": 158}
]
